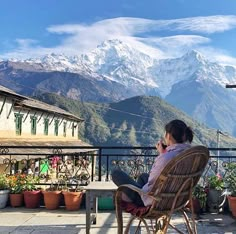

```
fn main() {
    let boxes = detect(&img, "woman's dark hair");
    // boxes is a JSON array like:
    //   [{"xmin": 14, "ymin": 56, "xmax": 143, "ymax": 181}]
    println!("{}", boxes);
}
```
[{"xmin": 165, "ymin": 119, "xmax": 193, "ymax": 143}]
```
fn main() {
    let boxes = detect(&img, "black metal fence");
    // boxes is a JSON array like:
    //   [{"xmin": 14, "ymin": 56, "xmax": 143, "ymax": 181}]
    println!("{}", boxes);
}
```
[{"xmin": 0, "ymin": 145, "xmax": 236, "ymax": 187}]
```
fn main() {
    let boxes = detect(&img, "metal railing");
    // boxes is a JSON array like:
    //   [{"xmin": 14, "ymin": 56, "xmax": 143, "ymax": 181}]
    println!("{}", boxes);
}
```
[{"xmin": 0, "ymin": 145, "xmax": 236, "ymax": 187}]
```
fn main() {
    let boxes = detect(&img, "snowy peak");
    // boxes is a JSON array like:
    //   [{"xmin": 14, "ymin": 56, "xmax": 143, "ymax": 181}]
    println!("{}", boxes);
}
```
[
  {"xmin": 83, "ymin": 39, "xmax": 154, "ymax": 67},
  {"xmin": 2, "ymin": 40, "xmax": 236, "ymax": 98},
  {"xmin": 81, "ymin": 39, "xmax": 155, "ymax": 86},
  {"xmin": 181, "ymin": 50, "xmax": 205, "ymax": 62}
]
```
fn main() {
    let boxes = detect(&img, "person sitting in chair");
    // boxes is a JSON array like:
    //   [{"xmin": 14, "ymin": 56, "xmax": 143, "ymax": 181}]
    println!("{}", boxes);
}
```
[{"xmin": 111, "ymin": 119, "xmax": 194, "ymax": 207}]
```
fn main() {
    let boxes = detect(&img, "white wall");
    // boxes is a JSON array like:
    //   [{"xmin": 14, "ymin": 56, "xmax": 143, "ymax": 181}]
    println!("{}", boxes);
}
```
[{"xmin": 0, "ymin": 95, "xmax": 79, "ymax": 139}]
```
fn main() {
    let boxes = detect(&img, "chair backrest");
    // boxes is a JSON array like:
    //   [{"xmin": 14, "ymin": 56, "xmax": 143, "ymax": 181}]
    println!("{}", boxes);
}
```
[{"xmin": 148, "ymin": 145, "xmax": 209, "ymax": 213}]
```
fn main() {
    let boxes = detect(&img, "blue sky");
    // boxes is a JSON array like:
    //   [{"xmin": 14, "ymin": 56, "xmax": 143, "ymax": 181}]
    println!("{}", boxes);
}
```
[{"xmin": 1, "ymin": 0, "xmax": 236, "ymax": 65}]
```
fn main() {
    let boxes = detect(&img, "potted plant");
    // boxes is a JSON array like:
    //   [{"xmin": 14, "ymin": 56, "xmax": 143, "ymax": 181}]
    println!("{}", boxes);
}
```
[
  {"xmin": 0, "ymin": 173, "xmax": 10, "ymax": 208},
  {"xmin": 42, "ymin": 182, "xmax": 62, "ymax": 210},
  {"xmin": 192, "ymin": 184, "xmax": 207, "ymax": 215},
  {"xmin": 224, "ymin": 163, "xmax": 236, "ymax": 217},
  {"xmin": 22, "ymin": 175, "xmax": 41, "ymax": 209},
  {"xmin": 61, "ymin": 178, "xmax": 84, "ymax": 211},
  {"xmin": 206, "ymin": 174, "xmax": 225, "ymax": 213},
  {"xmin": 7, "ymin": 174, "xmax": 25, "ymax": 207}
]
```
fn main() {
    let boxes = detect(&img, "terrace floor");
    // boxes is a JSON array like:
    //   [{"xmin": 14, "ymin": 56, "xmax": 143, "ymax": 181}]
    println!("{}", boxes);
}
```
[{"xmin": 0, "ymin": 207, "xmax": 236, "ymax": 234}]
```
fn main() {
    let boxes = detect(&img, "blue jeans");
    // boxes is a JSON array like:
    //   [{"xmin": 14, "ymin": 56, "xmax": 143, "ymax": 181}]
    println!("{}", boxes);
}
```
[{"xmin": 111, "ymin": 169, "xmax": 149, "ymax": 206}]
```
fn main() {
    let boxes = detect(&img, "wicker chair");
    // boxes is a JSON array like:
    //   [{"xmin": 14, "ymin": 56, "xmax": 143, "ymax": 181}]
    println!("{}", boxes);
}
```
[{"xmin": 115, "ymin": 145, "xmax": 209, "ymax": 234}]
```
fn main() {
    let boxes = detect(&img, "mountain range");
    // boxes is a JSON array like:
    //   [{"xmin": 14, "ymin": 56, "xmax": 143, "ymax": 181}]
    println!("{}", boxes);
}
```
[
  {"xmin": 1, "ymin": 39, "xmax": 236, "ymax": 136},
  {"xmin": 34, "ymin": 92, "xmax": 236, "ymax": 149}
]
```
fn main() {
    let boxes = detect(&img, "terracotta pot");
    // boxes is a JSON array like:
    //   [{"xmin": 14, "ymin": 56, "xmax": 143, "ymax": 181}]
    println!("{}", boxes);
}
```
[
  {"xmin": 186, "ymin": 198, "xmax": 201, "ymax": 215},
  {"xmin": 62, "ymin": 191, "xmax": 83, "ymax": 211},
  {"xmin": 10, "ymin": 193, "xmax": 23, "ymax": 207},
  {"xmin": 23, "ymin": 190, "xmax": 41, "ymax": 208},
  {"xmin": 42, "ymin": 190, "xmax": 61, "ymax": 210},
  {"xmin": 227, "ymin": 196, "xmax": 236, "ymax": 217}
]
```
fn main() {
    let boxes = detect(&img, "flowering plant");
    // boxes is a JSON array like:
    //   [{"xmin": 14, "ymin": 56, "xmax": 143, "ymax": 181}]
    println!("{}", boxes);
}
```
[
  {"xmin": 207, "ymin": 174, "xmax": 224, "ymax": 190},
  {"xmin": 7, "ymin": 174, "xmax": 26, "ymax": 194},
  {"xmin": 0, "ymin": 173, "xmax": 9, "ymax": 190},
  {"xmin": 51, "ymin": 156, "xmax": 60, "ymax": 168}
]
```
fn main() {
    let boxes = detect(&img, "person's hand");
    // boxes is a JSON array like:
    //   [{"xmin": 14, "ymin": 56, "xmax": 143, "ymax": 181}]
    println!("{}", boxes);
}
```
[{"xmin": 156, "ymin": 140, "xmax": 167, "ymax": 154}]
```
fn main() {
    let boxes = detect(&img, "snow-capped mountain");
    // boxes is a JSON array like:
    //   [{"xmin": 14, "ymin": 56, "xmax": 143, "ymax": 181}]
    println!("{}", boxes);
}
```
[
  {"xmin": 81, "ymin": 40, "xmax": 156, "ymax": 87},
  {"xmin": 5, "ymin": 39, "xmax": 236, "ymax": 98},
  {"xmin": 2, "ymin": 39, "xmax": 236, "ymax": 136}
]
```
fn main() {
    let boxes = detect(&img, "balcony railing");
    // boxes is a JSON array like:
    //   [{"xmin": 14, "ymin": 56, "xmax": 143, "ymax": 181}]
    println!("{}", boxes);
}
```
[{"xmin": 0, "ymin": 145, "xmax": 236, "ymax": 186}]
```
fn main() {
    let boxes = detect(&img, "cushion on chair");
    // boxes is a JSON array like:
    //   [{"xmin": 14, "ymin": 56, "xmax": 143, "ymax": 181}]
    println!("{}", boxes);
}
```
[{"xmin": 120, "ymin": 200, "xmax": 150, "ymax": 217}]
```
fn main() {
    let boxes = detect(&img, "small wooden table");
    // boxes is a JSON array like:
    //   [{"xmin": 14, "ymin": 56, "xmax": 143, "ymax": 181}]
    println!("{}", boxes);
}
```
[{"xmin": 85, "ymin": 181, "xmax": 117, "ymax": 234}]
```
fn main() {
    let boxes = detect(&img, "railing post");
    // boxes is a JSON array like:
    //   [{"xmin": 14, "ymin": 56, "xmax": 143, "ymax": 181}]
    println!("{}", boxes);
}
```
[
  {"xmin": 98, "ymin": 148, "xmax": 102, "ymax": 181},
  {"xmin": 91, "ymin": 153, "xmax": 94, "ymax": 182},
  {"xmin": 106, "ymin": 155, "xmax": 109, "ymax": 181}
]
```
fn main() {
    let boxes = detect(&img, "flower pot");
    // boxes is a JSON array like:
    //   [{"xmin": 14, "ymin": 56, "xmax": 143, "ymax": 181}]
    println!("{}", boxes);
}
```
[
  {"xmin": 207, "ymin": 189, "xmax": 225, "ymax": 213},
  {"xmin": 0, "ymin": 190, "xmax": 9, "ymax": 208},
  {"xmin": 62, "ymin": 191, "xmax": 83, "ymax": 211},
  {"xmin": 23, "ymin": 190, "xmax": 41, "ymax": 208},
  {"xmin": 227, "ymin": 196, "xmax": 236, "ymax": 217},
  {"xmin": 186, "ymin": 198, "xmax": 201, "ymax": 215},
  {"xmin": 42, "ymin": 190, "xmax": 61, "ymax": 210},
  {"xmin": 10, "ymin": 193, "xmax": 24, "ymax": 207}
]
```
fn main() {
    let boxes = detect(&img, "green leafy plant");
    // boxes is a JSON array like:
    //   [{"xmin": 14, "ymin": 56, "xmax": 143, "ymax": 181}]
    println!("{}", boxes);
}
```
[
  {"xmin": 58, "ymin": 176, "xmax": 82, "ymax": 192},
  {"xmin": 192, "ymin": 184, "xmax": 207, "ymax": 209},
  {"xmin": 0, "ymin": 173, "xmax": 9, "ymax": 190},
  {"xmin": 22, "ymin": 175, "xmax": 40, "ymax": 191},
  {"xmin": 207, "ymin": 174, "xmax": 224, "ymax": 190},
  {"xmin": 224, "ymin": 163, "xmax": 236, "ymax": 196}
]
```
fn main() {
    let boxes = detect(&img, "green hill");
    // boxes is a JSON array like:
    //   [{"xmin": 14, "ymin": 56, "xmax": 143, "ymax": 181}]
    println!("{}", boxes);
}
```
[{"xmin": 34, "ymin": 93, "xmax": 236, "ymax": 148}]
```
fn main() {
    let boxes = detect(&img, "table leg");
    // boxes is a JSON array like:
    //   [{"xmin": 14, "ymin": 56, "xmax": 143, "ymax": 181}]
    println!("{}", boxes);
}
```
[
  {"xmin": 86, "ymin": 191, "xmax": 91, "ymax": 234},
  {"xmin": 92, "ymin": 196, "xmax": 98, "ymax": 224}
]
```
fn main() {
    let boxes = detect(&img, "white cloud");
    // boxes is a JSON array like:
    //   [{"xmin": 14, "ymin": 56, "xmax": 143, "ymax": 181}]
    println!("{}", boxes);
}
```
[
  {"xmin": 168, "ymin": 15, "xmax": 236, "ymax": 33},
  {"xmin": 1, "ymin": 15, "xmax": 236, "ymax": 64},
  {"xmin": 139, "ymin": 35, "xmax": 211, "ymax": 58},
  {"xmin": 197, "ymin": 46, "xmax": 236, "ymax": 66}
]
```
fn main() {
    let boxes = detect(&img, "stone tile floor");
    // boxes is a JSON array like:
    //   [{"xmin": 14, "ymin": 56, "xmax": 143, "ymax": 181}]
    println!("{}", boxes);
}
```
[{"xmin": 0, "ymin": 207, "xmax": 236, "ymax": 233}]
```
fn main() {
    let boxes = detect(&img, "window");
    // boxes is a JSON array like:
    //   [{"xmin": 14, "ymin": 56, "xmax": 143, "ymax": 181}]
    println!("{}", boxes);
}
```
[
  {"xmin": 54, "ymin": 119, "xmax": 59, "ymax": 136},
  {"xmin": 44, "ymin": 118, "xmax": 49, "ymax": 135},
  {"xmin": 63, "ymin": 122, "xmax": 67, "ymax": 137},
  {"xmin": 30, "ymin": 116, "xmax": 37, "ymax": 135},
  {"xmin": 15, "ymin": 113, "xmax": 23, "ymax": 135}
]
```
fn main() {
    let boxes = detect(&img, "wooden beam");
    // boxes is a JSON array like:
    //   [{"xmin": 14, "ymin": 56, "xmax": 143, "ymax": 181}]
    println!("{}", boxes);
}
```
[
  {"xmin": 59, "ymin": 118, "xmax": 64, "ymax": 126},
  {"xmin": 49, "ymin": 114, "xmax": 55, "ymax": 125},
  {"xmin": 23, "ymin": 110, "xmax": 30, "ymax": 122},
  {"xmin": 7, "ymin": 100, "xmax": 15, "ymax": 119},
  {"xmin": 0, "ymin": 96, "xmax": 6, "ymax": 115},
  {"xmin": 37, "ymin": 112, "xmax": 44, "ymax": 123},
  {"xmin": 69, "ymin": 121, "xmax": 72, "ymax": 128}
]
